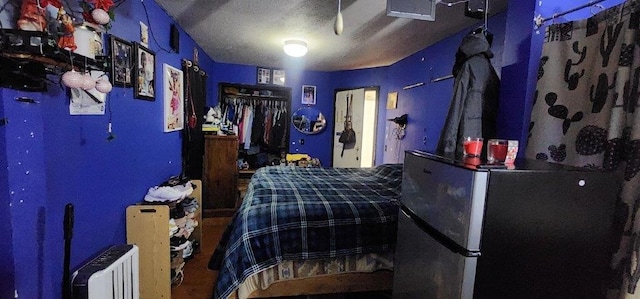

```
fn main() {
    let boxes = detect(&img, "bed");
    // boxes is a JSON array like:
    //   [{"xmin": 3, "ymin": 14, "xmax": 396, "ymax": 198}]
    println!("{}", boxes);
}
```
[{"xmin": 208, "ymin": 164, "xmax": 403, "ymax": 299}]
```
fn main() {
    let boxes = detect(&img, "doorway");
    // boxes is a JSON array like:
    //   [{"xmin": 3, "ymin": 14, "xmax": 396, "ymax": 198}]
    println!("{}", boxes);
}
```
[{"xmin": 332, "ymin": 87, "xmax": 379, "ymax": 168}]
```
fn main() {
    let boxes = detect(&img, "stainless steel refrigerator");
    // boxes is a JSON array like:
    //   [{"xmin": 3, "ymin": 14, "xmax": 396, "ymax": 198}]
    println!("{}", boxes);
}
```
[{"xmin": 392, "ymin": 150, "xmax": 620, "ymax": 299}]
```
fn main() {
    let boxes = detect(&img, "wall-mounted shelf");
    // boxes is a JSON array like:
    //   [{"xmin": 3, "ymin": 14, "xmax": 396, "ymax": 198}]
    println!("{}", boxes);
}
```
[
  {"xmin": 0, "ymin": 29, "xmax": 106, "ymax": 70},
  {"xmin": 0, "ymin": 29, "xmax": 108, "ymax": 91}
]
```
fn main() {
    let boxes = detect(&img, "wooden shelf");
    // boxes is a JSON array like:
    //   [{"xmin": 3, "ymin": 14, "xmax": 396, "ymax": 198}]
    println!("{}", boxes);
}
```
[
  {"xmin": 239, "ymin": 169, "xmax": 257, "ymax": 175},
  {"xmin": 0, "ymin": 29, "xmax": 105, "ymax": 72},
  {"xmin": 126, "ymin": 180, "xmax": 202, "ymax": 298}
]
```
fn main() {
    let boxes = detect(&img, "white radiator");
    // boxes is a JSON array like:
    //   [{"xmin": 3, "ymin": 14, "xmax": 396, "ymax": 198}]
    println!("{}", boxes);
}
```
[{"xmin": 71, "ymin": 244, "xmax": 140, "ymax": 299}]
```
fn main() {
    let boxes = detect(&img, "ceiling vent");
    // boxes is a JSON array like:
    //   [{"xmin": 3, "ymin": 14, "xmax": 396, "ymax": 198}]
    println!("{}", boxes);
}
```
[{"xmin": 386, "ymin": 0, "xmax": 437, "ymax": 21}]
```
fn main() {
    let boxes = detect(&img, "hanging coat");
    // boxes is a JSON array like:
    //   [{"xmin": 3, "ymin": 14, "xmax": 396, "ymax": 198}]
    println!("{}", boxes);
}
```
[{"xmin": 436, "ymin": 31, "xmax": 500, "ymax": 156}]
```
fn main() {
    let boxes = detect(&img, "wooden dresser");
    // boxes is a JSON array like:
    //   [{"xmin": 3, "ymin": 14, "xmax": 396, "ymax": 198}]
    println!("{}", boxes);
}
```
[{"xmin": 203, "ymin": 135, "xmax": 238, "ymax": 216}]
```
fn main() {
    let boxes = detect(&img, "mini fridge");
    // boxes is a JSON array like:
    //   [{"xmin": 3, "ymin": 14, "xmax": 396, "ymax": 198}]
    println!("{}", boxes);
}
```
[{"xmin": 392, "ymin": 150, "xmax": 620, "ymax": 299}]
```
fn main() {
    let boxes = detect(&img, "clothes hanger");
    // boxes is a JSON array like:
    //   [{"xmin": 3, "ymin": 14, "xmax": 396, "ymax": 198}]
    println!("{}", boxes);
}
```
[{"xmin": 469, "ymin": 21, "xmax": 493, "ymax": 46}]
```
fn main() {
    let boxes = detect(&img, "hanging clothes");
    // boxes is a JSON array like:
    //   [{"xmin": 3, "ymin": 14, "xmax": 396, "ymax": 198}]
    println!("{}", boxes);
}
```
[
  {"xmin": 271, "ymin": 108, "xmax": 289, "ymax": 151},
  {"xmin": 251, "ymin": 102, "xmax": 265, "ymax": 145},
  {"xmin": 436, "ymin": 30, "xmax": 500, "ymax": 156},
  {"xmin": 220, "ymin": 92, "xmax": 289, "ymax": 155},
  {"xmin": 243, "ymin": 105, "xmax": 254, "ymax": 150},
  {"xmin": 263, "ymin": 108, "xmax": 273, "ymax": 146}
]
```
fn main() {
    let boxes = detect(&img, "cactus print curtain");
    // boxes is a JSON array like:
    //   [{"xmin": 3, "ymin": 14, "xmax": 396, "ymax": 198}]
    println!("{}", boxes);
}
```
[{"xmin": 526, "ymin": 1, "xmax": 640, "ymax": 297}]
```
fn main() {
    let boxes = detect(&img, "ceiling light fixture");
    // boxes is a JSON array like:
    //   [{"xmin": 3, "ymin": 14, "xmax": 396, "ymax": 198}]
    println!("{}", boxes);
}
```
[{"xmin": 283, "ymin": 40, "xmax": 308, "ymax": 57}]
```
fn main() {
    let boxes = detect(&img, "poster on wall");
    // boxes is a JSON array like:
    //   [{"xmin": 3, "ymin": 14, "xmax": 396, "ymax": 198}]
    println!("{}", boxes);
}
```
[
  {"xmin": 387, "ymin": 92, "xmax": 398, "ymax": 109},
  {"xmin": 69, "ymin": 71, "xmax": 106, "ymax": 115},
  {"xmin": 163, "ymin": 63, "xmax": 184, "ymax": 132},
  {"xmin": 257, "ymin": 67, "xmax": 271, "ymax": 84},
  {"xmin": 140, "ymin": 21, "xmax": 149, "ymax": 47},
  {"xmin": 302, "ymin": 85, "xmax": 316, "ymax": 105},
  {"xmin": 272, "ymin": 69, "xmax": 286, "ymax": 85}
]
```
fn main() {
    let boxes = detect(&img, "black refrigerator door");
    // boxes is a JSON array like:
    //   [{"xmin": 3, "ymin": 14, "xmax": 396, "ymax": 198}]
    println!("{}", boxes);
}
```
[
  {"xmin": 393, "ymin": 207, "xmax": 479, "ymax": 299},
  {"xmin": 474, "ymin": 169, "xmax": 619, "ymax": 299}
]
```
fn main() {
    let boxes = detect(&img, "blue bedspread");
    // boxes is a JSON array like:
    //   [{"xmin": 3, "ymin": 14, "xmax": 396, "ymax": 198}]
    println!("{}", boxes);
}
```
[{"xmin": 208, "ymin": 164, "xmax": 403, "ymax": 299}]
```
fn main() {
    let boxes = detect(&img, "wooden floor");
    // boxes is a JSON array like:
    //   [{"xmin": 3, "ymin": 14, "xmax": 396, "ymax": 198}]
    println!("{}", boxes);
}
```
[
  {"xmin": 172, "ymin": 216, "xmax": 231, "ymax": 299},
  {"xmin": 171, "ymin": 217, "xmax": 392, "ymax": 299}
]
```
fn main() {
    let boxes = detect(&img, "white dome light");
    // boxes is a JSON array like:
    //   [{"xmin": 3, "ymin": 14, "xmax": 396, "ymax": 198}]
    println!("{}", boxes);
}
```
[{"xmin": 283, "ymin": 40, "xmax": 308, "ymax": 57}]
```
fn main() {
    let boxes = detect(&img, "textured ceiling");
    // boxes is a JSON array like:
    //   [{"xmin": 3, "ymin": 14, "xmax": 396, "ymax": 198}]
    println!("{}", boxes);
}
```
[{"xmin": 155, "ymin": 0, "xmax": 509, "ymax": 71}]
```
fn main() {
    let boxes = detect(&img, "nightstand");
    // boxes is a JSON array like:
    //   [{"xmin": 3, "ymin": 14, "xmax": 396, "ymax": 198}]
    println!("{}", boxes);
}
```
[{"xmin": 237, "ymin": 169, "xmax": 256, "ymax": 207}]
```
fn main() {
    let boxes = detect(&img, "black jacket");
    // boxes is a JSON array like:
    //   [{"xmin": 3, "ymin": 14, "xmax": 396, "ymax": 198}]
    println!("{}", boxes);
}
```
[{"xmin": 436, "ymin": 31, "xmax": 500, "ymax": 156}]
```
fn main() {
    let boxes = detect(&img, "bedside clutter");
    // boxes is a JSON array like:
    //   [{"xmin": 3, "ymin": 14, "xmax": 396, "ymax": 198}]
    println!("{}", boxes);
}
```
[
  {"xmin": 285, "ymin": 153, "xmax": 321, "ymax": 167},
  {"xmin": 237, "ymin": 153, "xmax": 322, "ymax": 170}
]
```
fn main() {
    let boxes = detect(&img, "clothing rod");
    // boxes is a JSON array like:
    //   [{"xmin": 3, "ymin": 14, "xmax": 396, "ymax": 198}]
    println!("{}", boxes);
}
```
[
  {"xmin": 431, "ymin": 74, "xmax": 454, "ymax": 83},
  {"xmin": 535, "ymin": 0, "xmax": 605, "ymax": 27}
]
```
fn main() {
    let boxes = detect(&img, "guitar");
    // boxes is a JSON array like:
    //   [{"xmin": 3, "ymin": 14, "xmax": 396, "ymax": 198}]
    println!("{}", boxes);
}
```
[{"xmin": 338, "ymin": 93, "xmax": 356, "ymax": 156}]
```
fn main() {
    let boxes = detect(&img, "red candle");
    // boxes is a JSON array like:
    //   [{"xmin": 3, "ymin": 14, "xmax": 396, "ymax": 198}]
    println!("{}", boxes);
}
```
[
  {"xmin": 490, "ymin": 143, "xmax": 508, "ymax": 161},
  {"xmin": 463, "ymin": 138, "xmax": 483, "ymax": 157},
  {"xmin": 487, "ymin": 139, "xmax": 509, "ymax": 163}
]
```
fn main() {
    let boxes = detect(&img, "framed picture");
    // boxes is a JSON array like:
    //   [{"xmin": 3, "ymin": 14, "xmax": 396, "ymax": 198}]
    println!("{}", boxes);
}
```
[
  {"xmin": 272, "ymin": 69, "xmax": 286, "ymax": 86},
  {"xmin": 133, "ymin": 42, "xmax": 156, "ymax": 100},
  {"xmin": 257, "ymin": 67, "xmax": 271, "ymax": 85},
  {"xmin": 387, "ymin": 91, "xmax": 398, "ymax": 109},
  {"xmin": 163, "ymin": 64, "xmax": 184, "ymax": 132},
  {"xmin": 140, "ymin": 21, "xmax": 149, "ymax": 47},
  {"xmin": 302, "ymin": 85, "xmax": 316, "ymax": 105},
  {"xmin": 110, "ymin": 35, "xmax": 133, "ymax": 87}
]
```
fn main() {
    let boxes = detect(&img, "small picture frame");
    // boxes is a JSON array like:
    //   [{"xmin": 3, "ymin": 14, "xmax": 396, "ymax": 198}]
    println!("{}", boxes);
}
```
[
  {"xmin": 110, "ymin": 35, "xmax": 133, "ymax": 87},
  {"xmin": 387, "ymin": 91, "xmax": 398, "ymax": 109},
  {"xmin": 272, "ymin": 69, "xmax": 286, "ymax": 86},
  {"xmin": 163, "ymin": 64, "xmax": 184, "ymax": 132},
  {"xmin": 140, "ymin": 21, "xmax": 149, "ymax": 47},
  {"xmin": 257, "ymin": 67, "xmax": 271, "ymax": 85},
  {"xmin": 302, "ymin": 85, "xmax": 316, "ymax": 105},
  {"xmin": 133, "ymin": 42, "xmax": 156, "ymax": 100}
]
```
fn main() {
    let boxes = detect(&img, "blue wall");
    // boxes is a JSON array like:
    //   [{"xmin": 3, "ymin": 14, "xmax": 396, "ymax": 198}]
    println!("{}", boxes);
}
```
[
  {"xmin": 2, "ymin": 0, "xmax": 628, "ymax": 297},
  {"xmin": 1, "ymin": 0, "xmax": 214, "ymax": 297},
  {"xmin": 329, "ymin": 12, "xmax": 507, "ymax": 164},
  {"xmin": 0, "ymin": 87, "xmax": 15, "ymax": 298}
]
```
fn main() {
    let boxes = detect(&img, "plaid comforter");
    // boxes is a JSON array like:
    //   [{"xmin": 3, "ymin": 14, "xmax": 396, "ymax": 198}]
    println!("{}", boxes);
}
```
[{"xmin": 208, "ymin": 164, "xmax": 403, "ymax": 299}]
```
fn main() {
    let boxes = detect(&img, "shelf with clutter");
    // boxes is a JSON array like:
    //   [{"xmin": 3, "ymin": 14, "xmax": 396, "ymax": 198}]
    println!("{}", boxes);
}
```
[{"xmin": 0, "ymin": 0, "xmax": 116, "ymax": 92}]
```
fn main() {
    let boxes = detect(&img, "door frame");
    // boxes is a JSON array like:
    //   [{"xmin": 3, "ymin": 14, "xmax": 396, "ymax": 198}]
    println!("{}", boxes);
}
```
[{"xmin": 331, "ymin": 86, "xmax": 380, "ymax": 167}]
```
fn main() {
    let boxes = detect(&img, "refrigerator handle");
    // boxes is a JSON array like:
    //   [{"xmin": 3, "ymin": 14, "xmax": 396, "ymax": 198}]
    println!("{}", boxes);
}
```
[{"xmin": 400, "ymin": 206, "xmax": 481, "ymax": 258}]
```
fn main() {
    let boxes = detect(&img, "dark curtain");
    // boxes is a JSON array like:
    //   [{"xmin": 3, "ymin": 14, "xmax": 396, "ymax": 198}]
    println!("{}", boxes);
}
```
[{"xmin": 181, "ymin": 59, "xmax": 207, "ymax": 179}]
